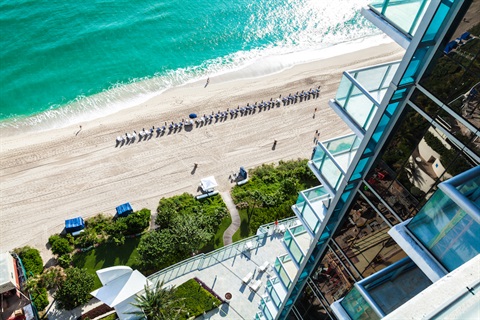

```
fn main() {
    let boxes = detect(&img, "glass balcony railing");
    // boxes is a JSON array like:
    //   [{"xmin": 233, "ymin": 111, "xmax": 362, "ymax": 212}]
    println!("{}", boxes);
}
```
[
  {"xmin": 312, "ymin": 134, "xmax": 362, "ymax": 191},
  {"xmin": 284, "ymin": 225, "xmax": 312, "ymax": 266},
  {"xmin": 335, "ymin": 62, "xmax": 400, "ymax": 130},
  {"xmin": 312, "ymin": 146, "xmax": 345, "ymax": 190},
  {"xmin": 294, "ymin": 185, "xmax": 330, "ymax": 234},
  {"xmin": 334, "ymin": 258, "xmax": 432, "ymax": 319},
  {"xmin": 266, "ymin": 277, "xmax": 287, "ymax": 309},
  {"xmin": 407, "ymin": 188, "xmax": 480, "ymax": 271},
  {"xmin": 259, "ymin": 298, "xmax": 274, "ymax": 320},
  {"xmin": 324, "ymin": 134, "xmax": 361, "ymax": 170},
  {"xmin": 369, "ymin": 0, "xmax": 431, "ymax": 37},
  {"xmin": 340, "ymin": 287, "xmax": 381, "ymax": 320},
  {"xmin": 274, "ymin": 254, "xmax": 296, "ymax": 289}
]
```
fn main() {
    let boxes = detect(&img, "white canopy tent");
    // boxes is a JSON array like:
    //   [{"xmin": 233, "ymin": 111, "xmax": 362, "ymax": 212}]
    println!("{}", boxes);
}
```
[
  {"xmin": 0, "ymin": 252, "xmax": 18, "ymax": 294},
  {"xmin": 200, "ymin": 176, "xmax": 218, "ymax": 192},
  {"xmin": 91, "ymin": 266, "xmax": 150, "ymax": 320}
]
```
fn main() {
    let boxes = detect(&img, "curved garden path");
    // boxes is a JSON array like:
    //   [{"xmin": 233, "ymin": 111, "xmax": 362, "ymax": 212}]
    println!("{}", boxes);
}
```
[{"xmin": 220, "ymin": 191, "xmax": 241, "ymax": 245}]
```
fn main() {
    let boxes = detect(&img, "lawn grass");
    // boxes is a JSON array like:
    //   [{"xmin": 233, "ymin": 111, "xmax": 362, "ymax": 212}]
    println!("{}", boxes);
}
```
[
  {"xmin": 201, "ymin": 213, "xmax": 232, "ymax": 252},
  {"xmin": 231, "ymin": 209, "xmax": 249, "ymax": 242},
  {"xmin": 72, "ymin": 237, "xmax": 141, "ymax": 289},
  {"xmin": 175, "ymin": 279, "xmax": 221, "ymax": 319}
]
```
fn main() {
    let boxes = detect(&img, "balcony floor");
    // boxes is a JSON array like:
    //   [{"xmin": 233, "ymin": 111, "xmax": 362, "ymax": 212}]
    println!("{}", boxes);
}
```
[
  {"xmin": 295, "ymin": 232, "xmax": 313, "ymax": 253},
  {"xmin": 334, "ymin": 150, "xmax": 358, "ymax": 173},
  {"xmin": 369, "ymin": 266, "xmax": 432, "ymax": 314},
  {"xmin": 283, "ymin": 258, "xmax": 298, "ymax": 280}
]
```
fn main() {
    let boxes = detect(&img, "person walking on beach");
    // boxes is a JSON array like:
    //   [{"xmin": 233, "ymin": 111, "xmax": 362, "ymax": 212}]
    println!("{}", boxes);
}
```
[
  {"xmin": 205, "ymin": 77, "xmax": 210, "ymax": 88},
  {"xmin": 75, "ymin": 125, "xmax": 82, "ymax": 136}
]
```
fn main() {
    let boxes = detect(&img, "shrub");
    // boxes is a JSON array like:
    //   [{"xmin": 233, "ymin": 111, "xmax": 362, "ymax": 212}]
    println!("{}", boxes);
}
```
[
  {"xmin": 54, "ymin": 268, "xmax": 94, "ymax": 310},
  {"xmin": 86, "ymin": 213, "xmax": 113, "ymax": 234},
  {"xmin": 58, "ymin": 254, "xmax": 72, "ymax": 269},
  {"xmin": 51, "ymin": 237, "xmax": 73, "ymax": 256},
  {"xmin": 14, "ymin": 246, "xmax": 43, "ymax": 276},
  {"xmin": 231, "ymin": 159, "xmax": 316, "ymax": 237},
  {"xmin": 32, "ymin": 286, "xmax": 49, "ymax": 311},
  {"xmin": 75, "ymin": 229, "xmax": 98, "ymax": 248},
  {"xmin": 48, "ymin": 234, "xmax": 62, "ymax": 246},
  {"xmin": 40, "ymin": 266, "xmax": 66, "ymax": 290},
  {"xmin": 137, "ymin": 230, "xmax": 176, "ymax": 270},
  {"xmin": 124, "ymin": 208, "xmax": 151, "ymax": 235},
  {"xmin": 106, "ymin": 219, "xmax": 127, "ymax": 246}
]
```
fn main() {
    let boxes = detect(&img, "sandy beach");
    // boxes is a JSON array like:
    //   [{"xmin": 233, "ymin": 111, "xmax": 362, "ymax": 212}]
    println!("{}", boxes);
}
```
[{"xmin": 0, "ymin": 41, "xmax": 404, "ymax": 262}]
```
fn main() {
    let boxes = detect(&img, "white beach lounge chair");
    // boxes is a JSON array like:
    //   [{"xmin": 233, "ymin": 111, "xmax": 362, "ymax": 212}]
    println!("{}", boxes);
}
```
[
  {"xmin": 242, "ymin": 272, "xmax": 253, "ymax": 284},
  {"xmin": 249, "ymin": 280, "xmax": 262, "ymax": 292},
  {"xmin": 258, "ymin": 261, "xmax": 270, "ymax": 273},
  {"xmin": 244, "ymin": 241, "xmax": 254, "ymax": 251}
]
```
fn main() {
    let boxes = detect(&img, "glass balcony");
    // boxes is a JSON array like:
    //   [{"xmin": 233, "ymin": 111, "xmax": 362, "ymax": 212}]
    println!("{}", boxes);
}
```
[
  {"xmin": 340, "ymin": 287, "xmax": 381, "ymax": 320},
  {"xmin": 284, "ymin": 225, "xmax": 312, "ymax": 266},
  {"xmin": 312, "ymin": 134, "xmax": 362, "ymax": 190},
  {"xmin": 259, "ymin": 298, "xmax": 274, "ymax": 320},
  {"xmin": 274, "ymin": 254, "xmax": 296, "ymax": 289},
  {"xmin": 369, "ymin": 0, "xmax": 431, "ymax": 37},
  {"xmin": 407, "ymin": 187, "xmax": 480, "ymax": 271},
  {"xmin": 335, "ymin": 62, "xmax": 400, "ymax": 130},
  {"xmin": 294, "ymin": 186, "xmax": 330, "ymax": 234},
  {"xmin": 323, "ymin": 134, "xmax": 361, "ymax": 170},
  {"xmin": 336, "ymin": 258, "xmax": 432, "ymax": 319},
  {"xmin": 266, "ymin": 277, "xmax": 287, "ymax": 310}
]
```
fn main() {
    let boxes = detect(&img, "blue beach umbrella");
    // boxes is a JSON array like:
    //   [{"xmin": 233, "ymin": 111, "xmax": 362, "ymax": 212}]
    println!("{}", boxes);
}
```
[{"xmin": 189, "ymin": 113, "xmax": 197, "ymax": 119}]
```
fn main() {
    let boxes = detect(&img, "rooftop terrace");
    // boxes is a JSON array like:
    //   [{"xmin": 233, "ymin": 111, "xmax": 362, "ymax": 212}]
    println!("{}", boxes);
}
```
[{"xmin": 148, "ymin": 218, "xmax": 299, "ymax": 319}]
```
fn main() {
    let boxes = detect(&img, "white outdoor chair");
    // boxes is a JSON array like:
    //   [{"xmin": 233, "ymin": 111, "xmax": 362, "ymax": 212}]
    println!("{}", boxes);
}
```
[{"xmin": 242, "ymin": 272, "xmax": 253, "ymax": 284}]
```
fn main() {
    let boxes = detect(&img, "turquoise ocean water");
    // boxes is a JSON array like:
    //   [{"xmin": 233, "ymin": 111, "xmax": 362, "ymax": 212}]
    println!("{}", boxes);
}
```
[{"xmin": 0, "ymin": 0, "xmax": 379, "ymax": 134}]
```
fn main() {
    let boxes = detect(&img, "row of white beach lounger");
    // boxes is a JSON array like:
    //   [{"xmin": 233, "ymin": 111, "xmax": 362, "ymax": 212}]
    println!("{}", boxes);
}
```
[
  {"xmin": 241, "ymin": 260, "xmax": 271, "ymax": 292},
  {"xmin": 115, "ymin": 86, "xmax": 321, "ymax": 145}
]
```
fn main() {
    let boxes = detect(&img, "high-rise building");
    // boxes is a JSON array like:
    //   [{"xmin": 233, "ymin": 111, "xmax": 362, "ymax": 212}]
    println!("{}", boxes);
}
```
[{"xmin": 259, "ymin": 0, "xmax": 480, "ymax": 319}]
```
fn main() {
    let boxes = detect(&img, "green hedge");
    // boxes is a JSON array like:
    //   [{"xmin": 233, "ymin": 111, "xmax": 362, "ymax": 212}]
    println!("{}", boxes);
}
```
[
  {"xmin": 49, "ymin": 235, "xmax": 73, "ymax": 256},
  {"xmin": 14, "ymin": 246, "xmax": 43, "ymax": 276},
  {"xmin": 32, "ymin": 286, "xmax": 49, "ymax": 312},
  {"xmin": 175, "ymin": 279, "xmax": 221, "ymax": 319}
]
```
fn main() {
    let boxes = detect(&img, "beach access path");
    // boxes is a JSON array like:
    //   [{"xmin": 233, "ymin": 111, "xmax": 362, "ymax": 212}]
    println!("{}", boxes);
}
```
[
  {"xmin": 220, "ymin": 191, "xmax": 241, "ymax": 245},
  {"xmin": 0, "ymin": 41, "xmax": 404, "ymax": 263}
]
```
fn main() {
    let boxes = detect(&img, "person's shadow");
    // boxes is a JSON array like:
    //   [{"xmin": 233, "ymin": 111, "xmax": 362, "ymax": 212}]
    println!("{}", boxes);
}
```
[
  {"xmin": 272, "ymin": 141, "xmax": 277, "ymax": 150},
  {"xmin": 191, "ymin": 164, "xmax": 198, "ymax": 175}
]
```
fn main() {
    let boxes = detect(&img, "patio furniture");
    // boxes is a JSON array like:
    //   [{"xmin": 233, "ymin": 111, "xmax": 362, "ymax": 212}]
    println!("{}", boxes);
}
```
[
  {"xmin": 277, "ymin": 224, "xmax": 286, "ymax": 233},
  {"xmin": 242, "ymin": 272, "xmax": 253, "ymax": 284},
  {"xmin": 200, "ymin": 176, "xmax": 218, "ymax": 193},
  {"xmin": 258, "ymin": 261, "xmax": 270, "ymax": 273},
  {"xmin": 249, "ymin": 279, "xmax": 262, "ymax": 292},
  {"xmin": 244, "ymin": 241, "xmax": 254, "ymax": 251}
]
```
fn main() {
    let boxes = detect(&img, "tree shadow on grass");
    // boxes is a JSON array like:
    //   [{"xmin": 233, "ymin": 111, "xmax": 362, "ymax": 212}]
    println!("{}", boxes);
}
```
[
  {"xmin": 239, "ymin": 219, "xmax": 250, "ymax": 238},
  {"xmin": 72, "ymin": 237, "xmax": 142, "ymax": 288}
]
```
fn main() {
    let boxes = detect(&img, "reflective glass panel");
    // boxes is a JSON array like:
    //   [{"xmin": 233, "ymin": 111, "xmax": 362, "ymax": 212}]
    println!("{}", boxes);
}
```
[{"xmin": 407, "ymin": 189, "xmax": 480, "ymax": 271}]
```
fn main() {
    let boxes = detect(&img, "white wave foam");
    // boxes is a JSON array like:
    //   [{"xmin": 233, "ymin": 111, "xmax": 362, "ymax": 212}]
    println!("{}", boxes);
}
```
[{"xmin": 0, "ymin": 0, "xmax": 384, "ymax": 136}]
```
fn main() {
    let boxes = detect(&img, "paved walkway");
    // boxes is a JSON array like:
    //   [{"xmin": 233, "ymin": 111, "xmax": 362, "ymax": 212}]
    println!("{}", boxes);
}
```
[{"xmin": 220, "ymin": 191, "xmax": 241, "ymax": 245}]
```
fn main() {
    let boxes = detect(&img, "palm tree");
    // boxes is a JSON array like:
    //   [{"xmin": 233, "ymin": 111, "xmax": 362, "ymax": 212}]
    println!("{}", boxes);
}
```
[{"xmin": 129, "ymin": 280, "xmax": 185, "ymax": 320}]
